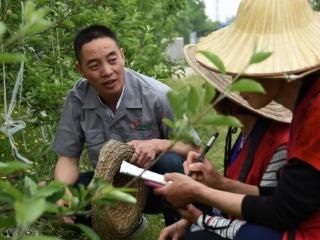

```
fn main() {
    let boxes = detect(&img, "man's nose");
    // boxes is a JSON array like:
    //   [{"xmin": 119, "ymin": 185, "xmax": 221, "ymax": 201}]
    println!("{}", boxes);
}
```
[{"xmin": 100, "ymin": 63, "xmax": 112, "ymax": 76}]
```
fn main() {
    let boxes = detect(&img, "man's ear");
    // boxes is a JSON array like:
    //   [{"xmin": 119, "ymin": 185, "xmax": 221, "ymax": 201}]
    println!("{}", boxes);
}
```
[
  {"xmin": 76, "ymin": 62, "xmax": 84, "ymax": 76},
  {"xmin": 120, "ymin": 48, "xmax": 125, "ymax": 62}
]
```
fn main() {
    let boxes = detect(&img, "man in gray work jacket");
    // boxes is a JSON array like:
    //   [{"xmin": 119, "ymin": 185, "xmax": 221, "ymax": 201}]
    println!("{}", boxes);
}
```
[{"xmin": 53, "ymin": 25, "xmax": 198, "ymax": 226}]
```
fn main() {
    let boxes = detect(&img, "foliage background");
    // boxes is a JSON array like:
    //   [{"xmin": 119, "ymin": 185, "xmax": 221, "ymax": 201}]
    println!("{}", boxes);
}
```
[
  {"xmin": 2, "ymin": 0, "xmax": 318, "ymax": 239},
  {"xmin": 0, "ymin": 0, "xmax": 217, "ymax": 239},
  {"xmin": 0, "ymin": 0, "xmax": 216, "ymax": 176}
]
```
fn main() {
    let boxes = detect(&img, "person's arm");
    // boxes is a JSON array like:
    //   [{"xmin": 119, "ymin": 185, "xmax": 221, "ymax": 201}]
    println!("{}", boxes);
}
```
[
  {"xmin": 157, "ymin": 159, "xmax": 320, "ymax": 231},
  {"xmin": 242, "ymin": 159, "xmax": 320, "ymax": 230},
  {"xmin": 150, "ymin": 139, "xmax": 199, "ymax": 157},
  {"xmin": 216, "ymin": 143, "xmax": 287, "ymax": 196},
  {"xmin": 154, "ymin": 172, "xmax": 245, "ymax": 219},
  {"xmin": 54, "ymin": 155, "xmax": 80, "ymax": 224},
  {"xmin": 158, "ymin": 219, "xmax": 191, "ymax": 240},
  {"xmin": 127, "ymin": 139, "xmax": 199, "ymax": 167},
  {"xmin": 217, "ymin": 178, "xmax": 259, "ymax": 195},
  {"xmin": 54, "ymin": 155, "xmax": 79, "ymax": 185}
]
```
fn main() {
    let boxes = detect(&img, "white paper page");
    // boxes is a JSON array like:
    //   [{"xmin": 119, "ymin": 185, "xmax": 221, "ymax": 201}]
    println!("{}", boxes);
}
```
[{"xmin": 119, "ymin": 161, "xmax": 167, "ymax": 185}]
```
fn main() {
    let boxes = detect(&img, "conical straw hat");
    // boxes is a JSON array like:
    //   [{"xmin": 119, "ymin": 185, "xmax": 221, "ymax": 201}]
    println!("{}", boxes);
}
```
[
  {"xmin": 92, "ymin": 140, "xmax": 148, "ymax": 240},
  {"xmin": 195, "ymin": 0, "xmax": 320, "ymax": 78},
  {"xmin": 184, "ymin": 44, "xmax": 292, "ymax": 123}
]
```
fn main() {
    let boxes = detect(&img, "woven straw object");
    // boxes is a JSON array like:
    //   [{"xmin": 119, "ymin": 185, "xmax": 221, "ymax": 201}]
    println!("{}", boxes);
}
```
[
  {"xmin": 92, "ymin": 140, "xmax": 148, "ymax": 240},
  {"xmin": 195, "ymin": 0, "xmax": 320, "ymax": 78},
  {"xmin": 184, "ymin": 44, "xmax": 292, "ymax": 123}
]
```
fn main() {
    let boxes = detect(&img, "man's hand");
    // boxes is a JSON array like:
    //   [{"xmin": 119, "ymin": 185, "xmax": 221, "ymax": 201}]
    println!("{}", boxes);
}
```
[
  {"xmin": 158, "ymin": 219, "xmax": 190, "ymax": 240},
  {"xmin": 56, "ymin": 198, "xmax": 76, "ymax": 224},
  {"xmin": 54, "ymin": 156, "xmax": 79, "ymax": 224},
  {"xmin": 184, "ymin": 151, "xmax": 225, "ymax": 189},
  {"xmin": 178, "ymin": 204, "xmax": 202, "ymax": 224},
  {"xmin": 127, "ymin": 139, "xmax": 161, "ymax": 167},
  {"xmin": 154, "ymin": 172, "xmax": 203, "ymax": 208}
]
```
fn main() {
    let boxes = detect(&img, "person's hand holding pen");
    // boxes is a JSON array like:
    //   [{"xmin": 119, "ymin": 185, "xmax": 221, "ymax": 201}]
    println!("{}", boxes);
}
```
[
  {"xmin": 184, "ymin": 153, "xmax": 225, "ymax": 188},
  {"xmin": 184, "ymin": 132, "xmax": 226, "ymax": 188}
]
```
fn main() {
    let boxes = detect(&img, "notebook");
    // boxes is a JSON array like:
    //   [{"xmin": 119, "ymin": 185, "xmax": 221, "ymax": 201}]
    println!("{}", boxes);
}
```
[{"xmin": 119, "ymin": 161, "xmax": 167, "ymax": 186}]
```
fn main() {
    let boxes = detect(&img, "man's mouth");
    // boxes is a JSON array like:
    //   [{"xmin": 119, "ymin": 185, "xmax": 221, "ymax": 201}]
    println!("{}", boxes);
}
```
[{"xmin": 102, "ymin": 80, "xmax": 116, "ymax": 88}]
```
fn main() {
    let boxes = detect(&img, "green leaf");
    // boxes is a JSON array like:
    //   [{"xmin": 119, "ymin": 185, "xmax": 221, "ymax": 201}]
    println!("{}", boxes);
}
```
[
  {"xmin": 42, "ymin": 202, "xmax": 60, "ymax": 214},
  {"xmin": 24, "ymin": 1, "xmax": 37, "ymax": 22},
  {"xmin": 202, "ymin": 114, "xmax": 242, "ymax": 127},
  {"xmin": 0, "ymin": 161, "xmax": 29, "ymax": 175},
  {"xmin": 198, "ymin": 50, "xmax": 226, "ymax": 74},
  {"xmin": 0, "ymin": 22, "xmax": 6, "ymax": 41},
  {"xmin": 24, "ymin": 176, "xmax": 37, "ymax": 196},
  {"xmin": 167, "ymin": 91, "xmax": 185, "ymax": 119},
  {"xmin": 35, "ymin": 181, "xmax": 65, "ymax": 199},
  {"xmin": 249, "ymin": 51, "xmax": 272, "ymax": 64},
  {"xmin": 0, "ymin": 216, "xmax": 15, "ymax": 229},
  {"xmin": 176, "ymin": 129, "xmax": 196, "ymax": 144},
  {"xmin": 62, "ymin": 19, "xmax": 75, "ymax": 28},
  {"xmin": 75, "ymin": 224, "xmax": 100, "ymax": 240},
  {"xmin": 0, "ymin": 53, "xmax": 23, "ymax": 64},
  {"xmin": 162, "ymin": 118, "xmax": 175, "ymax": 129},
  {"xmin": 0, "ymin": 181, "xmax": 22, "ymax": 200},
  {"xmin": 0, "ymin": 192, "xmax": 15, "ymax": 203},
  {"xmin": 22, "ymin": 2, "xmax": 51, "ymax": 35},
  {"xmin": 229, "ymin": 79, "xmax": 265, "ymax": 93},
  {"xmin": 98, "ymin": 187, "xmax": 136, "ymax": 204},
  {"xmin": 187, "ymin": 85, "xmax": 199, "ymax": 113},
  {"xmin": 22, "ymin": 236, "xmax": 61, "ymax": 240},
  {"xmin": 202, "ymin": 83, "xmax": 216, "ymax": 105},
  {"xmin": 15, "ymin": 198, "xmax": 47, "ymax": 227}
]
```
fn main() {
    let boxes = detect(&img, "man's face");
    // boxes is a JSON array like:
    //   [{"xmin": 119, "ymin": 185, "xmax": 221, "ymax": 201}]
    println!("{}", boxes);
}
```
[
  {"xmin": 76, "ymin": 37, "xmax": 125, "ymax": 100},
  {"xmin": 240, "ymin": 78, "xmax": 283, "ymax": 109}
]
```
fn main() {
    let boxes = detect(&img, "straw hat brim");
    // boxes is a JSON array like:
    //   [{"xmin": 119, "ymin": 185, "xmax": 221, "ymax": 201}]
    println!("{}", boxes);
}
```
[
  {"xmin": 92, "ymin": 140, "xmax": 148, "ymax": 240},
  {"xmin": 184, "ymin": 44, "xmax": 292, "ymax": 123},
  {"xmin": 195, "ymin": 1, "xmax": 320, "ymax": 77}
]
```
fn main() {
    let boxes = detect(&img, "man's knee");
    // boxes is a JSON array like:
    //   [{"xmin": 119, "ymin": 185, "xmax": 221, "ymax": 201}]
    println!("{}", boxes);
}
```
[{"xmin": 151, "ymin": 152, "xmax": 184, "ymax": 174}]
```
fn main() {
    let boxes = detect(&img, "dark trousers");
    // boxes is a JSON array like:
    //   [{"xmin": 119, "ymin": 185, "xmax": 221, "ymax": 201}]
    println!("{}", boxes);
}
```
[
  {"xmin": 182, "ymin": 223, "xmax": 282, "ymax": 240},
  {"xmin": 74, "ymin": 152, "xmax": 184, "ymax": 226}
]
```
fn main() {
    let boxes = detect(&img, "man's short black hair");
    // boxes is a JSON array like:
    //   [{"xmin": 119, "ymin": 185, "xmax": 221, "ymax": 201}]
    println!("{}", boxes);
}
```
[{"xmin": 74, "ymin": 25, "xmax": 120, "ymax": 62}]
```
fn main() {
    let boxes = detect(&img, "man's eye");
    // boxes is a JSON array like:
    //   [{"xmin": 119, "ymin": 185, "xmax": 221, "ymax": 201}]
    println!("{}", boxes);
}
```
[
  {"xmin": 109, "ymin": 58, "xmax": 117, "ymax": 64},
  {"xmin": 89, "ymin": 65, "xmax": 99, "ymax": 70}
]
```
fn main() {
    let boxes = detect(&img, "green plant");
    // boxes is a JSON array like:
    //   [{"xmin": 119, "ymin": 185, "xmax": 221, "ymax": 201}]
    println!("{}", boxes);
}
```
[
  {"xmin": 0, "ymin": 161, "xmax": 136, "ymax": 240},
  {"xmin": 0, "ymin": 2, "xmax": 139, "ymax": 240},
  {"xmin": 163, "ymin": 44, "xmax": 269, "ymax": 145}
]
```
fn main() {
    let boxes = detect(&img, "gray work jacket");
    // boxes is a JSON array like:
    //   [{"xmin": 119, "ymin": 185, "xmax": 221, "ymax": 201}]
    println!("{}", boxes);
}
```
[{"xmin": 53, "ymin": 68, "xmax": 173, "ymax": 167}]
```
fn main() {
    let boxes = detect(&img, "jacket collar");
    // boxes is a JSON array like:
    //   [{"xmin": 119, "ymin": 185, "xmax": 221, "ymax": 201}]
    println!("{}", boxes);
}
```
[{"xmin": 82, "ymin": 68, "xmax": 142, "ymax": 109}]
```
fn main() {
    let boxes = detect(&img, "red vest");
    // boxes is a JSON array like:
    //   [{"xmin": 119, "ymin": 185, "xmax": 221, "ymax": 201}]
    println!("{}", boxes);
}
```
[
  {"xmin": 284, "ymin": 79, "xmax": 320, "ymax": 240},
  {"xmin": 226, "ymin": 121, "xmax": 289, "ymax": 185}
]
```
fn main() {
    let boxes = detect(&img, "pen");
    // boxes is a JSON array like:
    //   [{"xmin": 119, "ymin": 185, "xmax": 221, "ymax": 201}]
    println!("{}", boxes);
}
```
[{"xmin": 188, "ymin": 131, "xmax": 219, "ymax": 176}]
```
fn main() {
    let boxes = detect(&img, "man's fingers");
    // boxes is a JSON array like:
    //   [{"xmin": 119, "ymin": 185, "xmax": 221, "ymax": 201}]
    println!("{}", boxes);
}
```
[
  {"xmin": 127, "ymin": 140, "xmax": 137, "ymax": 146},
  {"xmin": 63, "ymin": 216, "xmax": 76, "ymax": 224},
  {"xmin": 186, "ymin": 151, "xmax": 201, "ymax": 163},
  {"xmin": 136, "ymin": 152, "xmax": 147, "ymax": 166},
  {"xmin": 195, "ymin": 174, "xmax": 204, "ymax": 183},
  {"xmin": 158, "ymin": 229, "xmax": 168, "ymax": 240},
  {"xmin": 183, "ymin": 161, "xmax": 189, "ymax": 174},
  {"xmin": 163, "ymin": 172, "xmax": 176, "ymax": 181},
  {"xmin": 188, "ymin": 162, "xmax": 205, "ymax": 172},
  {"xmin": 186, "ymin": 203, "xmax": 198, "ymax": 213},
  {"xmin": 130, "ymin": 152, "xmax": 140, "ymax": 163}
]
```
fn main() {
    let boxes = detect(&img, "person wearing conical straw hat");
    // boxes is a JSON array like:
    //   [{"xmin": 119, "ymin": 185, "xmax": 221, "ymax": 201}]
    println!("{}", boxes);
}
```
[
  {"xmin": 158, "ymin": 89, "xmax": 291, "ymax": 239},
  {"xmin": 155, "ymin": 0, "xmax": 320, "ymax": 239}
]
